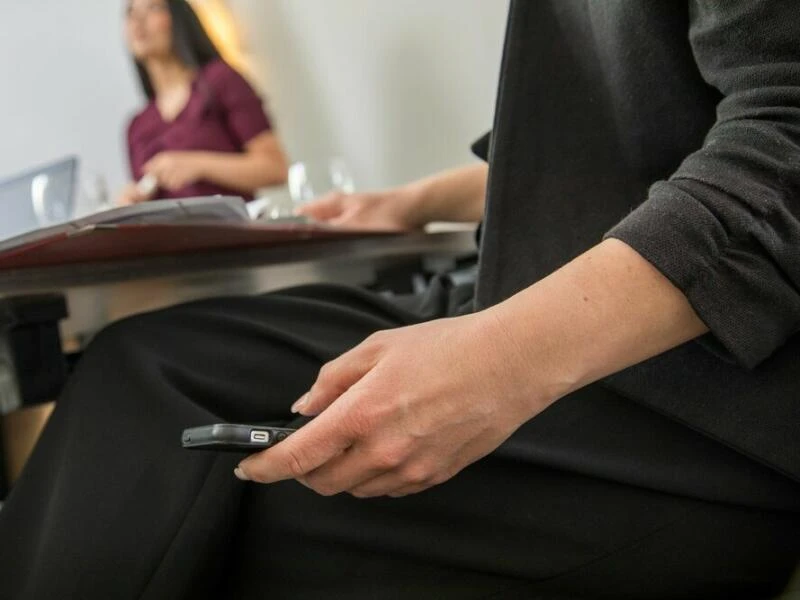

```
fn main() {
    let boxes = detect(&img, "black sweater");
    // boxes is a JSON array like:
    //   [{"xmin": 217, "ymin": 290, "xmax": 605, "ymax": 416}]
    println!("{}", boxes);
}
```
[{"xmin": 476, "ymin": 1, "xmax": 800, "ymax": 480}]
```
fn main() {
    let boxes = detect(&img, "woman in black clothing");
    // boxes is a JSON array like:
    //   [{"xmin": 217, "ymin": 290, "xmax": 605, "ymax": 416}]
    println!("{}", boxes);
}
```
[{"xmin": 2, "ymin": 2, "xmax": 800, "ymax": 598}]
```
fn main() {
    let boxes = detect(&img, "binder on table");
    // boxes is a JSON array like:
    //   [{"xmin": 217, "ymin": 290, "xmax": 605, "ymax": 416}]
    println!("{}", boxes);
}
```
[{"xmin": 0, "ymin": 197, "xmax": 387, "ymax": 271}]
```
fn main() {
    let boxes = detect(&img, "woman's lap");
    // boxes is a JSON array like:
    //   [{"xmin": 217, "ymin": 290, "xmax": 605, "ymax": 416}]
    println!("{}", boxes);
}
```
[
  {"xmin": 225, "ymin": 461, "xmax": 800, "ymax": 600},
  {"xmin": 0, "ymin": 284, "xmax": 797, "ymax": 599}
]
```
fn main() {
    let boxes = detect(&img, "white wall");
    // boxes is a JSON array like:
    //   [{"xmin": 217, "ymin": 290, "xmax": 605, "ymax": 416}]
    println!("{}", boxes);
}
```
[
  {"xmin": 230, "ymin": 0, "xmax": 509, "ymax": 189},
  {"xmin": 0, "ymin": 0, "xmax": 141, "ymax": 212},
  {"xmin": 0, "ymin": 0, "xmax": 508, "ymax": 208}
]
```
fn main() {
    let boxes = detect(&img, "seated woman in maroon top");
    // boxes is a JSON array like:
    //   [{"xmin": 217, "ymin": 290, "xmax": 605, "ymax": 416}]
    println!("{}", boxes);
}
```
[{"xmin": 119, "ymin": 0, "xmax": 288, "ymax": 205}]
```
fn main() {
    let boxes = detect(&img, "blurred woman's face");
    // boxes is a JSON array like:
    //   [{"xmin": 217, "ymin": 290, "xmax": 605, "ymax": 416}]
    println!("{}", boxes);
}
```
[{"xmin": 125, "ymin": 0, "xmax": 173, "ymax": 61}]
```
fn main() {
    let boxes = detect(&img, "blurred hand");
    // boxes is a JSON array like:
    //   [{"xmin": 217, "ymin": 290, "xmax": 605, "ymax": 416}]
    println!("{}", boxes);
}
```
[
  {"xmin": 144, "ymin": 151, "xmax": 206, "ymax": 192},
  {"xmin": 236, "ymin": 312, "xmax": 552, "ymax": 498},
  {"xmin": 117, "ymin": 182, "xmax": 150, "ymax": 206},
  {"xmin": 296, "ymin": 189, "xmax": 421, "ymax": 231}
]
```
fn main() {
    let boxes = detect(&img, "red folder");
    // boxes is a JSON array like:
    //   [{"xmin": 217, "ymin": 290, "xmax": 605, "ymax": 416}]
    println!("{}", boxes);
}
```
[{"xmin": 0, "ymin": 222, "xmax": 388, "ymax": 271}]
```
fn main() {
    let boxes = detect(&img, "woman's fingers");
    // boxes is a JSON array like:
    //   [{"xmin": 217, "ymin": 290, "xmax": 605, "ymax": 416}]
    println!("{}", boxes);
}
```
[
  {"xmin": 294, "ymin": 333, "xmax": 385, "ymax": 416},
  {"xmin": 236, "ymin": 409, "xmax": 354, "ymax": 484},
  {"xmin": 301, "ymin": 444, "xmax": 395, "ymax": 496},
  {"xmin": 298, "ymin": 191, "xmax": 408, "ymax": 231},
  {"xmin": 296, "ymin": 192, "xmax": 347, "ymax": 221}
]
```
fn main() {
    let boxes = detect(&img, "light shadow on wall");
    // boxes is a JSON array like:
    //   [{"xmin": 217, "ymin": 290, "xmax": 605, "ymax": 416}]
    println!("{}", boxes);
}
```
[{"xmin": 230, "ymin": 0, "xmax": 344, "ymax": 166}]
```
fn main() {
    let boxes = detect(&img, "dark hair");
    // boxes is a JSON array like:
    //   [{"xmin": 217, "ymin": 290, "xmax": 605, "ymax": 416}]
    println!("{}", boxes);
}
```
[{"xmin": 132, "ymin": 0, "xmax": 222, "ymax": 100}]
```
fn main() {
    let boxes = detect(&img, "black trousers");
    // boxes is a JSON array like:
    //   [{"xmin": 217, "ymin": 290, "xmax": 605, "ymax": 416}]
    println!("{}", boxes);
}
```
[{"xmin": 1, "ymin": 284, "xmax": 798, "ymax": 600}]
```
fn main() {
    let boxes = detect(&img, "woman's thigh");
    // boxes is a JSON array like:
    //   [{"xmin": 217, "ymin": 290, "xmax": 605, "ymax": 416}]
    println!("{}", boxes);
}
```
[
  {"xmin": 226, "ymin": 447, "xmax": 800, "ymax": 600},
  {"xmin": 3, "ymin": 283, "xmax": 797, "ymax": 599},
  {"xmin": 0, "ymin": 284, "xmax": 419, "ymax": 600}
]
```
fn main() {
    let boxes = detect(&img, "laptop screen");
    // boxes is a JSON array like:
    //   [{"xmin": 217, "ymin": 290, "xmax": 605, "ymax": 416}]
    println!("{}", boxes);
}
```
[{"xmin": 0, "ymin": 157, "xmax": 78, "ymax": 241}]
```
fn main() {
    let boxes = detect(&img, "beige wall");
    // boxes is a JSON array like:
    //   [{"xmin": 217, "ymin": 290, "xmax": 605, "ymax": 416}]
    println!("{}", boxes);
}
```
[{"xmin": 229, "ymin": 0, "xmax": 509, "ymax": 190}]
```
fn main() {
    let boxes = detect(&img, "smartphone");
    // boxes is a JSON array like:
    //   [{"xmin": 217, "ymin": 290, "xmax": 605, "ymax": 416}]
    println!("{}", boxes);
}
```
[{"xmin": 182, "ymin": 423, "xmax": 296, "ymax": 452}]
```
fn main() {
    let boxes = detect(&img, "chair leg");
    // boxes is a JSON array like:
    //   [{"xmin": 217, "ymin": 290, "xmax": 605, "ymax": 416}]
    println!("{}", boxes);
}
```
[
  {"xmin": 0, "ymin": 423, "xmax": 7, "ymax": 501},
  {"xmin": 2, "ymin": 403, "xmax": 55, "ymax": 490},
  {"xmin": 0, "ymin": 294, "xmax": 68, "ymax": 501}
]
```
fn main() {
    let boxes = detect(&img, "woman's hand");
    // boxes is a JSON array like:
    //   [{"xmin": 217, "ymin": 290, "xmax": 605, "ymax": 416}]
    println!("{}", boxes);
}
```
[
  {"xmin": 296, "ymin": 188, "xmax": 423, "ymax": 231},
  {"xmin": 235, "ymin": 312, "xmax": 556, "ymax": 498},
  {"xmin": 297, "ymin": 164, "xmax": 488, "ymax": 229},
  {"xmin": 234, "ymin": 239, "xmax": 709, "ymax": 499},
  {"xmin": 144, "ymin": 151, "xmax": 206, "ymax": 191},
  {"xmin": 117, "ymin": 182, "xmax": 151, "ymax": 206}
]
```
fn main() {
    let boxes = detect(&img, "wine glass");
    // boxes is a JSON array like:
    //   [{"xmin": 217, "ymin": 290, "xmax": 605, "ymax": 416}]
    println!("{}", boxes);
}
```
[
  {"xmin": 251, "ymin": 158, "xmax": 356, "ymax": 222},
  {"xmin": 287, "ymin": 157, "xmax": 356, "ymax": 210}
]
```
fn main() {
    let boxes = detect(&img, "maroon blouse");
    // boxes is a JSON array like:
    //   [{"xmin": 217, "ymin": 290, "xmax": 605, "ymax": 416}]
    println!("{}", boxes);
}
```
[{"xmin": 127, "ymin": 59, "xmax": 272, "ymax": 200}]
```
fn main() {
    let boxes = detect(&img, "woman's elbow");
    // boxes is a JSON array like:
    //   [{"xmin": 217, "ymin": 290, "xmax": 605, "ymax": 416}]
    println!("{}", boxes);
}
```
[
  {"xmin": 266, "ymin": 150, "xmax": 289, "ymax": 186},
  {"xmin": 248, "ymin": 135, "xmax": 289, "ymax": 187}
]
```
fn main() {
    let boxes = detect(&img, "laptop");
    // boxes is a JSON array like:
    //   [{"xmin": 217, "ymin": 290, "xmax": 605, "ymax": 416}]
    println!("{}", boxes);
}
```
[{"xmin": 0, "ymin": 157, "xmax": 79, "ymax": 241}]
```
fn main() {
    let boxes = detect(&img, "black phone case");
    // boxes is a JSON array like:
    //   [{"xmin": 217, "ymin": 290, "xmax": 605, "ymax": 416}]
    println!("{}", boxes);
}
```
[{"xmin": 182, "ymin": 423, "xmax": 296, "ymax": 452}]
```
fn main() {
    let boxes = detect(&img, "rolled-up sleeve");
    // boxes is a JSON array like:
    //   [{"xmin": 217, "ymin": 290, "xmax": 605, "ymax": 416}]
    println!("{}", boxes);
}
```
[{"xmin": 605, "ymin": 0, "xmax": 800, "ymax": 369}]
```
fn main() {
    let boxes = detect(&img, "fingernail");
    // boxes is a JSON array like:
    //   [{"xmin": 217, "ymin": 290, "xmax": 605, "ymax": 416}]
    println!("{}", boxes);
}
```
[
  {"xmin": 234, "ymin": 467, "xmax": 250, "ymax": 481},
  {"xmin": 291, "ymin": 393, "xmax": 309, "ymax": 414}
]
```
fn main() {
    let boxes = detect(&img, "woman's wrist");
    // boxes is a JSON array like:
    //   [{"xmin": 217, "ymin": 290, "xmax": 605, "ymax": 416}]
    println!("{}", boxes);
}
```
[
  {"xmin": 478, "ymin": 304, "xmax": 580, "ymax": 417},
  {"xmin": 393, "ymin": 180, "xmax": 432, "ymax": 230},
  {"xmin": 459, "ymin": 305, "xmax": 574, "ymax": 422},
  {"xmin": 396, "ymin": 164, "xmax": 488, "ymax": 228}
]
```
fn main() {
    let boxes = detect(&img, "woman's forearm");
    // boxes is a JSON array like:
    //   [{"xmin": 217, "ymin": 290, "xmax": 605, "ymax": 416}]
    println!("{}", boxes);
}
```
[
  {"xmin": 401, "ymin": 163, "xmax": 488, "ymax": 227},
  {"xmin": 487, "ymin": 238, "xmax": 709, "ymax": 405},
  {"xmin": 196, "ymin": 150, "xmax": 288, "ymax": 194}
]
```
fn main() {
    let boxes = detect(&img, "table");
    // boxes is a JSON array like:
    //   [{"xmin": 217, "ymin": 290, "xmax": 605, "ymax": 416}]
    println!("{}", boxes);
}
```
[
  {"xmin": 0, "ymin": 230, "xmax": 476, "ymax": 495},
  {"xmin": 0, "ymin": 230, "xmax": 476, "ymax": 346}
]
